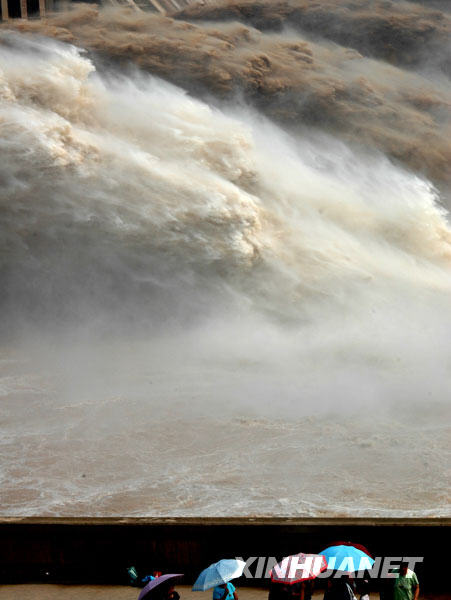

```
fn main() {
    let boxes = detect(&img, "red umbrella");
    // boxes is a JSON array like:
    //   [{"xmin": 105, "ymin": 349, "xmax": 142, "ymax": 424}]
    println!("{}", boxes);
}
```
[
  {"xmin": 328, "ymin": 541, "xmax": 373, "ymax": 559},
  {"xmin": 270, "ymin": 553, "xmax": 327, "ymax": 584}
]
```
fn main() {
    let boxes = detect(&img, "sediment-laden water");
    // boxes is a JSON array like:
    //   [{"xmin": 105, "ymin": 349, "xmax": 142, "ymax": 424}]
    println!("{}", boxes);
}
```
[{"xmin": 0, "ymin": 1, "xmax": 450, "ymax": 516}]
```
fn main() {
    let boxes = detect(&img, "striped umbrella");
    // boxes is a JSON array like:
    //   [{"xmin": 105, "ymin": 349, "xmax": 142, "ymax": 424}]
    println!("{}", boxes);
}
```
[{"xmin": 270, "ymin": 553, "xmax": 327, "ymax": 583}]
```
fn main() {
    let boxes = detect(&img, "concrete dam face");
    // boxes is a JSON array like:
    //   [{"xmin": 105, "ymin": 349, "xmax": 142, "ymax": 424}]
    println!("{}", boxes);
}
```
[{"xmin": 0, "ymin": 0, "xmax": 193, "ymax": 20}]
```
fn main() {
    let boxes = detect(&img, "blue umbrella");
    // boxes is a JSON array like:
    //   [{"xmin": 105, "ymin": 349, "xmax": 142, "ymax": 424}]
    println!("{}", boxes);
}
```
[
  {"xmin": 319, "ymin": 545, "xmax": 374, "ymax": 573},
  {"xmin": 192, "ymin": 559, "xmax": 246, "ymax": 591}
]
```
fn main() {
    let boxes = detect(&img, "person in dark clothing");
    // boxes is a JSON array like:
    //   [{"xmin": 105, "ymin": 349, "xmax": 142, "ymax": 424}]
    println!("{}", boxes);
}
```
[
  {"xmin": 152, "ymin": 583, "xmax": 181, "ymax": 600},
  {"xmin": 291, "ymin": 580, "xmax": 314, "ymax": 600},
  {"xmin": 357, "ymin": 579, "xmax": 370, "ymax": 600},
  {"xmin": 323, "ymin": 578, "xmax": 356, "ymax": 600},
  {"xmin": 379, "ymin": 575, "xmax": 394, "ymax": 600},
  {"xmin": 269, "ymin": 579, "xmax": 315, "ymax": 600},
  {"xmin": 166, "ymin": 585, "xmax": 180, "ymax": 600},
  {"xmin": 269, "ymin": 583, "xmax": 291, "ymax": 600}
]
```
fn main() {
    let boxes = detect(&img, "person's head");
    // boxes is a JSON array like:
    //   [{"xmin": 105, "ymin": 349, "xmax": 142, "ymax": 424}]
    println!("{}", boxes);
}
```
[
  {"xmin": 400, "ymin": 562, "xmax": 409, "ymax": 576},
  {"xmin": 358, "ymin": 579, "xmax": 370, "ymax": 593},
  {"xmin": 163, "ymin": 584, "xmax": 177, "ymax": 598}
]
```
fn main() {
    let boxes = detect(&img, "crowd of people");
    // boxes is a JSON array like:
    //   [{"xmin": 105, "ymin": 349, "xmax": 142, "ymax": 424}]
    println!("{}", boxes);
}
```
[
  {"xmin": 268, "ymin": 563, "xmax": 420, "ymax": 600},
  {"xmin": 267, "ymin": 562, "xmax": 419, "ymax": 599},
  {"xmin": 128, "ymin": 560, "xmax": 420, "ymax": 600}
]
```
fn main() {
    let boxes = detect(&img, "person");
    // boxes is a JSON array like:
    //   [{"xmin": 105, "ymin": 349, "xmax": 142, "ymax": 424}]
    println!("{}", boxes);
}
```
[
  {"xmin": 357, "ymin": 579, "xmax": 370, "ymax": 600},
  {"xmin": 166, "ymin": 584, "xmax": 180, "ymax": 600},
  {"xmin": 213, "ymin": 582, "xmax": 238, "ymax": 600},
  {"xmin": 152, "ymin": 582, "xmax": 180, "ymax": 600},
  {"xmin": 391, "ymin": 562, "xmax": 419, "ymax": 600},
  {"xmin": 127, "ymin": 566, "xmax": 139, "ymax": 587},
  {"xmin": 290, "ymin": 580, "xmax": 314, "ymax": 600},
  {"xmin": 269, "ymin": 582, "xmax": 290, "ymax": 600},
  {"xmin": 323, "ymin": 578, "xmax": 356, "ymax": 600},
  {"xmin": 378, "ymin": 574, "xmax": 393, "ymax": 600},
  {"xmin": 142, "ymin": 570, "xmax": 162, "ymax": 585}
]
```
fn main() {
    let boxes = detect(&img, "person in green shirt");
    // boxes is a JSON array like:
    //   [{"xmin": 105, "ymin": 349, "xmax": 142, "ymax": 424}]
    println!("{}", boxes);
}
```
[{"xmin": 392, "ymin": 562, "xmax": 420, "ymax": 600}]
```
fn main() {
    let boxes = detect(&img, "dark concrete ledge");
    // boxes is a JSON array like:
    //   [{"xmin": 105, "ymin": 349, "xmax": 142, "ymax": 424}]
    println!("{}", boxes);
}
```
[
  {"xmin": 0, "ymin": 517, "xmax": 449, "ymax": 592},
  {"xmin": 1, "ymin": 516, "xmax": 450, "ymax": 526}
]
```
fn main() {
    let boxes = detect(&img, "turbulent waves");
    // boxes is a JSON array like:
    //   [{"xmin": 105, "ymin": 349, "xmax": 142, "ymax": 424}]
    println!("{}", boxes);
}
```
[
  {"xmin": 1, "ymin": 32, "xmax": 451, "ymax": 328},
  {"xmin": 0, "ymin": 29, "xmax": 450, "ymax": 516}
]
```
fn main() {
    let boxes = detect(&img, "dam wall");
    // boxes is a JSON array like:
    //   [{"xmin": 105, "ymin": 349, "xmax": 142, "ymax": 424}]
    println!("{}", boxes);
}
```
[
  {"xmin": 0, "ymin": 518, "xmax": 450, "ymax": 593},
  {"xmin": 0, "ymin": 0, "xmax": 196, "ymax": 20}
]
